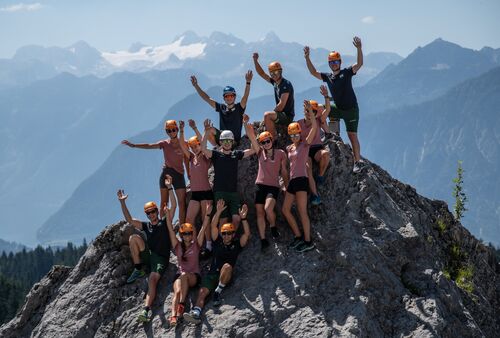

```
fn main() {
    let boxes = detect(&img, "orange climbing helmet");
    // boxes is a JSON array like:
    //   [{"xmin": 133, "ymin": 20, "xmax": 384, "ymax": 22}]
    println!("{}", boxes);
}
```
[
  {"xmin": 164, "ymin": 120, "xmax": 178, "ymax": 130},
  {"xmin": 187, "ymin": 136, "xmax": 200, "ymax": 148},
  {"xmin": 309, "ymin": 100, "xmax": 319, "ymax": 111},
  {"xmin": 287, "ymin": 122, "xmax": 302, "ymax": 135},
  {"xmin": 179, "ymin": 223, "xmax": 194, "ymax": 234},
  {"xmin": 328, "ymin": 51, "xmax": 341, "ymax": 62},
  {"xmin": 221, "ymin": 223, "xmax": 235, "ymax": 233},
  {"xmin": 144, "ymin": 201, "xmax": 158, "ymax": 213},
  {"xmin": 258, "ymin": 131, "xmax": 273, "ymax": 143},
  {"xmin": 268, "ymin": 61, "xmax": 282, "ymax": 72}
]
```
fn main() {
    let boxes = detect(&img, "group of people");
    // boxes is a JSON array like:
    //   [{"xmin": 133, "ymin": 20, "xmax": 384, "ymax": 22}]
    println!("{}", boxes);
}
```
[{"xmin": 117, "ymin": 37, "xmax": 366, "ymax": 326}]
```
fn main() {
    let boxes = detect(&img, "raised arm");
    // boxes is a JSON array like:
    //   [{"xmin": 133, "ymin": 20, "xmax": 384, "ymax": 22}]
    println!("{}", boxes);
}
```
[
  {"xmin": 304, "ymin": 101, "xmax": 318, "ymax": 145},
  {"xmin": 304, "ymin": 46, "xmax": 322, "ymax": 80},
  {"xmin": 240, "ymin": 70, "xmax": 253, "ymax": 109},
  {"xmin": 320, "ymin": 85, "xmax": 330, "ymax": 122},
  {"xmin": 121, "ymin": 140, "xmax": 160, "ymax": 150},
  {"xmin": 242, "ymin": 122, "xmax": 258, "ymax": 158},
  {"xmin": 238, "ymin": 204, "xmax": 251, "ymax": 247},
  {"xmin": 252, "ymin": 53, "xmax": 271, "ymax": 83},
  {"xmin": 117, "ymin": 190, "xmax": 142, "ymax": 229},
  {"xmin": 211, "ymin": 199, "xmax": 227, "ymax": 241},
  {"xmin": 201, "ymin": 119, "xmax": 213, "ymax": 158},
  {"xmin": 178, "ymin": 120, "xmax": 191, "ymax": 159},
  {"xmin": 197, "ymin": 203, "xmax": 213, "ymax": 247},
  {"xmin": 188, "ymin": 119, "xmax": 203, "ymax": 140},
  {"xmin": 164, "ymin": 207, "xmax": 179, "ymax": 249},
  {"xmin": 352, "ymin": 36, "xmax": 363, "ymax": 74},
  {"xmin": 165, "ymin": 175, "xmax": 176, "ymax": 223},
  {"xmin": 191, "ymin": 75, "xmax": 217, "ymax": 109}
]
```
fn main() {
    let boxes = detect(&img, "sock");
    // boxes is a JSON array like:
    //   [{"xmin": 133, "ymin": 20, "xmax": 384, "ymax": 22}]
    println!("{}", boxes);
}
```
[
  {"xmin": 193, "ymin": 306, "xmax": 202, "ymax": 315},
  {"xmin": 271, "ymin": 227, "xmax": 279, "ymax": 236},
  {"xmin": 206, "ymin": 240, "xmax": 212, "ymax": 251},
  {"xmin": 134, "ymin": 263, "xmax": 142, "ymax": 270},
  {"xmin": 215, "ymin": 283, "xmax": 226, "ymax": 294}
]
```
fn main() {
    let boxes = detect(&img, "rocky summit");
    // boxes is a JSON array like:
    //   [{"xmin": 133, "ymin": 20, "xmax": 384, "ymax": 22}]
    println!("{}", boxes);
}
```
[{"xmin": 1, "ymin": 134, "xmax": 498, "ymax": 338}]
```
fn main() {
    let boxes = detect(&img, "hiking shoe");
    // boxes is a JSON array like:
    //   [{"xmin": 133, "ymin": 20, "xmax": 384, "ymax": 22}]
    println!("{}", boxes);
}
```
[
  {"xmin": 310, "ymin": 194, "xmax": 322, "ymax": 206},
  {"xmin": 288, "ymin": 237, "xmax": 304, "ymax": 249},
  {"xmin": 212, "ymin": 291, "xmax": 222, "ymax": 307},
  {"xmin": 296, "ymin": 241, "xmax": 315, "ymax": 253},
  {"xmin": 137, "ymin": 309, "xmax": 151, "ymax": 323},
  {"xmin": 260, "ymin": 238, "xmax": 270, "ymax": 252},
  {"xmin": 169, "ymin": 316, "xmax": 178, "ymax": 327},
  {"xmin": 183, "ymin": 310, "xmax": 201, "ymax": 324},
  {"xmin": 199, "ymin": 248, "xmax": 212, "ymax": 260},
  {"xmin": 353, "ymin": 160, "xmax": 367, "ymax": 174},
  {"xmin": 127, "ymin": 268, "xmax": 146, "ymax": 284},
  {"xmin": 315, "ymin": 175, "xmax": 325, "ymax": 186},
  {"xmin": 270, "ymin": 227, "xmax": 280, "ymax": 239}
]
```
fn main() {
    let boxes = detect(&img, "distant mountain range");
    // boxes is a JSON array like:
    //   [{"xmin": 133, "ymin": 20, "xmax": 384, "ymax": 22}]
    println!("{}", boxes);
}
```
[{"xmin": 0, "ymin": 239, "xmax": 26, "ymax": 254}]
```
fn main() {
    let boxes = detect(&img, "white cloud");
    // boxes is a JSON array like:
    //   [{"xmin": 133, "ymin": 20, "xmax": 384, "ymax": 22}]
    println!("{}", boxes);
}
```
[
  {"xmin": 361, "ymin": 16, "xmax": 375, "ymax": 24},
  {"xmin": 0, "ymin": 3, "xmax": 43, "ymax": 12}
]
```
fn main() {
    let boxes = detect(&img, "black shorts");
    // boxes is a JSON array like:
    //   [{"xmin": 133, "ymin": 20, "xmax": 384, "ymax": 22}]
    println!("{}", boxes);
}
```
[
  {"xmin": 308, "ymin": 144, "xmax": 324, "ymax": 160},
  {"xmin": 191, "ymin": 190, "xmax": 214, "ymax": 202},
  {"xmin": 173, "ymin": 272, "xmax": 201, "ymax": 286},
  {"xmin": 159, "ymin": 167, "xmax": 186, "ymax": 190},
  {"xmin": 286, "ymin": 177, "xmax": 309, "ymax": 194},
  {"xmin": 254, "ymin": 184, "xmax": 280, "ymax": 204}
]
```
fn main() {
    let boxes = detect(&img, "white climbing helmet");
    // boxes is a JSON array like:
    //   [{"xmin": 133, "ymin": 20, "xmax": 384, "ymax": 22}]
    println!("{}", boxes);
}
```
[{"xmin": 219, "ymin": 130, "xmax": 234, "ymax": 141}]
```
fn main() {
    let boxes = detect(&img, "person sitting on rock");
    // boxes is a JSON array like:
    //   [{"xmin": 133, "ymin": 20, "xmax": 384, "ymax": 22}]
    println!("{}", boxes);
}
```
[
  {"xmin": 116, "ymin": 178, "xmax": 176, "ymax": 323},
  {"xmin": 121, "ymin": 119, "xmax": 188, "ymax": 223},
  {"xmin": 248, "ymin": 128, "xmax": 289, "ymax": 251},
  {"xmin": 183, "ymin": 199, "xmax": 250, "ymax": 324},
  {"xmin": 178, "ymin": 119, "xmax": 213, "ymax": 257},
  {"xmin": 191, "ymin": 72, "xmax": 252, "ymax": 146},
  {"xmin": 282, "ymin": 101, "xmax": 318, "ymax": 253},
  {"xmin": 164, "ymin": 203, "xmax": 212, "ymax": 327},
  {"xmin": 304, "ymin": 37, "xmax": 365, "ymax": 173},
  {"xmin": 253, "ymin": 52, "xmax": 295, "ymax": 139},
  {"xmin": 200, "ymin": 119, "xmax": 257, "ymax": 229},
  {"xmin": 297, "ymin": 86, "xmax": 331, "ymax": 206}
]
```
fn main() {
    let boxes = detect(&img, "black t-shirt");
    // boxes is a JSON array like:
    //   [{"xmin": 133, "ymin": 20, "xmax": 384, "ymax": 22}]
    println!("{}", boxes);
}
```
[
  {"xmin": 215, "ymin": 102, "xmax": 245, "ymax": 143},
  {"xmin": 321, "ymin": 67, "xmax": 358, "ymax": 110},
  {"xmin": 141, "ymin": 218, "xmax": 171, "ymax": 258},
  {"xmin": 209, "ymin": 237, "xmax": 243, "ymax": 273},
  {"xmin": 211, "ymin": 149, "xmax": 244, "ymax": 192},
  {"xmin": 270, "ymin": 77, "xmax": 295, "ymax": 116}
]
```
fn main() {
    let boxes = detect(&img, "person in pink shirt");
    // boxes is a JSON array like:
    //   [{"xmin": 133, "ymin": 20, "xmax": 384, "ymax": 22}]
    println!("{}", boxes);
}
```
[
  {"xmin": 122, "ymin": 120, "xmax": 188, "ymax": 223},
  {"xmin": 164, "ymin": 203, "xmax": 212, "ymax": 327},
  {"xmin": 248, "ymin": 129, "xmax": 289, "ymax": 251},
  {"xmin": 297, "ymin": 86, "xmax": 331, "ymax": 206},
  {"xmin": 283, "ymin": 101, "xmax": 318, "ymax": 253}
]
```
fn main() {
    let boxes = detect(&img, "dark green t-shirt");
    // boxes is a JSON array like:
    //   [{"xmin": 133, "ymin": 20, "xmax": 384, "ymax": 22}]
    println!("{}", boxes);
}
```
[
  {"xmin": 321, "ymin": 67, "xmax": 358, "ymax": 110},
  {"xmin": 212, "ymin": 150, "xmax": 244, "ymax": 192},
  {"xmin": 215, "ymin": 102, "xmax": 245, "ymax": 143}
]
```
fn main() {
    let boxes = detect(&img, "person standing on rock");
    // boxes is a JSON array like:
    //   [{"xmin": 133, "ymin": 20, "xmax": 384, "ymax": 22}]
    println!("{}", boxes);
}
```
[
  {"xmin": 298, "ymin": 86, "xmax": 331, "ymax": 206},
  {"xmin": 191, "ymin": 72, "xmax": 252, "ymax": 146},
  {"xmin": 283, "ymin": 101, "xmax": 318, "ymax": 253},
  {"xmin": 200, "ymin": 119, "xmax": 257, "ymax": 229},
  {"xmin": 116, "ymin": 180, "xmax": 175, "ymax": 323},
  {"xmin": 178, "ymin": 119, "xmax": 214, "ymax": 256},
  {"xmin": 304, "ymin": 37, "xmax": 366, "ymax": 173},
  {"xmin": 121, "ymin": 119, "xmax": 188, "ymax": 222},
  {"xmin": 248, "ymin": 128, "xmax": 289, "ymax": 251},
  {"xmin": 164, "ymin": 203, "xmax": 212, "ymax": 327},
  {"xmin": 183, "ymin": 199, "xmax": 250, "ymax": 324},
  {"xmin": 253, "ymin": 53, "xmax": 295, "ymax": 139}
]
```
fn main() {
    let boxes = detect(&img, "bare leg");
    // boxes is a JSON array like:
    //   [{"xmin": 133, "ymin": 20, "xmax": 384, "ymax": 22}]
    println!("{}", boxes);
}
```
[
  {"xmin": 160, "ymin": 188, "xmax": 168, "ymax": 219},
  {"xmin": 307, "ymin": 159, "xmax": 318, "ymax": 195},
  {"xmin": 195, "ymin": 287, "xmax": 210, "ymax": 309},
  {"xmin": 128, "ymin": 235, "xmax": 145, "ymax": 264},
  {"xmin": 172, "ymin": 278, "xmax": 181, "ymax": 317},
  {"xmin": 186, "ymin": 200, "xmax": 201, "ymax": 225},
  {"xmin": 282, "ymin": 192, "xmax": 301, "ymax": 237},
  {"xmin": 219, "ymin": 263, "xmax": 233, "ymax": 284},
  {"xmin": 347, "ymin": 132, "xmax": 361, "ymax": 162},
  {"xmin": 201, "ymin": 200, "xmax": 212, "ymax": 242},
  {"xmin": 264, "ymin": 197, "xmax": 277, "ymax": 227},
  {"xmin": 145, "ymin": 272, "xmax": 161, "ymax": 308},
  {"xmin": 315, "ymin": 149, "xmax": 330, "ymax": 176},
  {"xmin": 231, "ymin": 214, "xmax": 241, "ymax": 231},
  {"xmin": 175, "ymin": 188, "xmax": 187, "ymax": 224},
  {"xmin": 296, "ymin": 191, "xmax": 311, "ymax": 241},
  {"xmin": 264, "ymin": 111, "xmax": 278, "ymax": 138},
  {"xmin": 256, "ymin": 204, "xmax": 266, "ymax": 239},
  {"xmin": 180, "ymin": 272, "xmax": 198, "ymax": 303}
]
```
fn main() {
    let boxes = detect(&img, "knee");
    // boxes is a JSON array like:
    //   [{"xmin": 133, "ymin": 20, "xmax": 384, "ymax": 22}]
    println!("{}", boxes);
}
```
[
  {"xmin": 129, "ymin": 234, "xmax": 141, "ymax": 245},
  {"xmin": 150, "ymin": 272, "xmax": 161, "ymax": 283},
  {"xmin": 256, "ymin": 207, "xmax": 264, "ymax": 217},
  {"xmin": 264, "ymin": 205, "xmax": 274, "ymax": 216},
  {"xmin": 322, "ymin": 151, "xmax": 330, "ymax": 161},
  {"xmin": 281, "ymin": 205, "xmax": 289, "ymax": 215},
  {"xmin": 221, "ymin": 263, "xmax": 233, "ymax": 273}
]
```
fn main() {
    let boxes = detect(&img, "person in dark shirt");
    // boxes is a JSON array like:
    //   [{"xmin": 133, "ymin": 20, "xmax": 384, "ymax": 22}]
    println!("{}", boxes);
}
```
[
  {"xmin": 200, "ymin": 119, "xmax": 257, "ymax": 229},
  {"xmin": 116, "ymin": 178, "xmax": 175, "ymax": 323},
  {"xmin": 253, "ymin": 52, "xmax": 295, "ymax": 139},
  {"xmin": 183, "ymin": 199, "xmax": 250, "ymax": 324},
  {"xmin": 304, "ymin": 36, "xmax": 366, "ymax": 173},
  {"xmin": 191, "ymin": 72, "xmax": 252, "ymax": 146}
]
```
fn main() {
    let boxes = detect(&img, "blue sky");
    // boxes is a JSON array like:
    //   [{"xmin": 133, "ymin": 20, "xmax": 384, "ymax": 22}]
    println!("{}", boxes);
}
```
[{"xmin": 0, "ymin": 0, "xmax": 499, "ymax": 58}]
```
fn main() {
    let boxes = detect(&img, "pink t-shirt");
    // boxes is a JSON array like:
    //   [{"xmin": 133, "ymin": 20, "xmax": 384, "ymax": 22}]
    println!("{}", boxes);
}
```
[
  {"xmin": 255, "ymin": 149, "xmax": 286, "ymax": 187},
  {"xmin": 157, "ymin": 139, "xmax": 184, "ymax": 174},
  {"xmin": 298, "ymin": 116, "xmax": 322, "ymax": 146},
  {"xmin": 287, "ymin": 142, "xmax": 310, "ymax": 179},
  {"xmin": 175, "ymin": 241, "xmax": 200, "ymax": 274},
  {"xmin": 189, "ymin": 152, "xmax": 211, "ymax": 192}
]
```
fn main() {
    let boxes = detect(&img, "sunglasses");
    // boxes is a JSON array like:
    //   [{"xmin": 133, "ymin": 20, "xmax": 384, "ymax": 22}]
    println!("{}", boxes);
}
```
[
  {"xmin": 260, "ymin": 139, "xmax": 272, "ymax": 145},
  {"xmin": 165, "ymin": 128, "xmax": 178, "ymax": 133},
  {"xmin": 224, "ymin": 94, "xmax": 236, "ymax": 98},
  {"xmin": 181, "ymin": 231, "xmax": 193, "ymax": 236},
  {"xmin": 221, "ymin": 231, "xmax": 234, "ymax": 236},
  {"xmin": 329, "ymin": 60, "xmax": 341, "ymax": 65},
  {"xmin": 289, "ymin": 134, "xmax": 300, "ymax": 138},
  {"xmin": 270, "ymin": 70, "xmax": 281, "ymax": 76},
  {"xmin": 220, "ymin": 139, "xmax": 233, "ymax": 144},
  {"xmin": 145, "ymin": 209, "xmax": 158, "ymax": 215}
]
